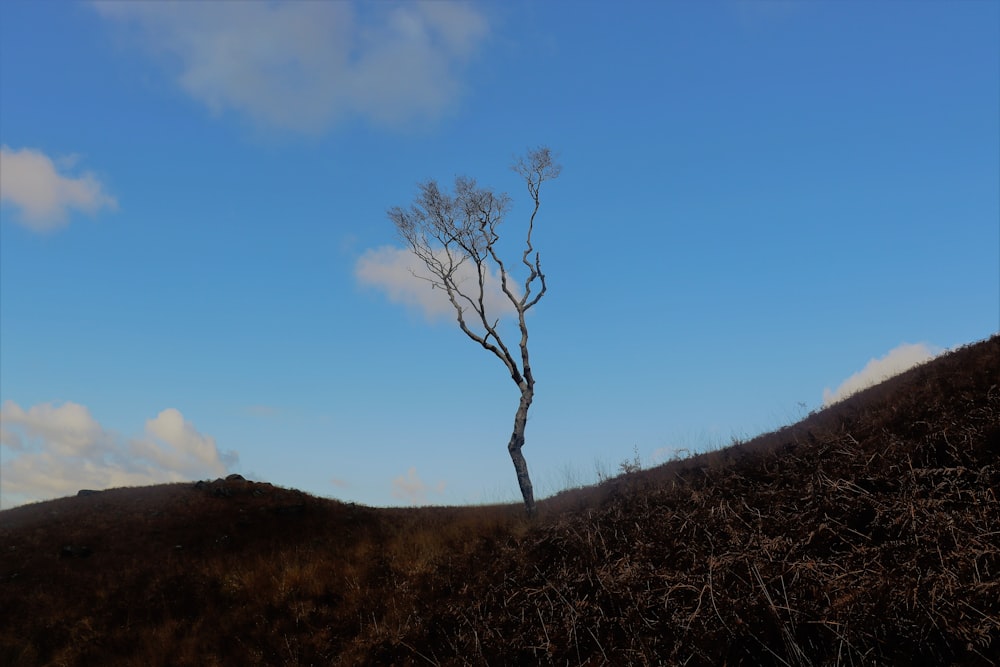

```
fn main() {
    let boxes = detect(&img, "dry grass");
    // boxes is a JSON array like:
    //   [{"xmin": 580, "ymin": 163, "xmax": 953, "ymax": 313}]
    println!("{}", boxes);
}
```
[{"xmin": 2, "ymin": 336, "xmax": 998, "ymax": 665}]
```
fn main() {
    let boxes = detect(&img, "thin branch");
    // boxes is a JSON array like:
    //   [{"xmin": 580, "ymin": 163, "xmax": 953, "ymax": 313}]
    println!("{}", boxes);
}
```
[{"xmin": 387, "ymin": 148, "xmax": 560, "ymax": 392}]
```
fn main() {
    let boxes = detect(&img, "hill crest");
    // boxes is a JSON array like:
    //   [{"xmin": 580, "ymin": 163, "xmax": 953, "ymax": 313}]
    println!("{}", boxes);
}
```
[{"xmin": 2, "ymin": 335, "xmax": 998, "ymax": 665}]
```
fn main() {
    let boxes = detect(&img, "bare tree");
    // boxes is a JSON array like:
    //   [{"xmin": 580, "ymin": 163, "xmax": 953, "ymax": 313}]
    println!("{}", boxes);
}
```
[{"xmin": 387, "ymin": 147, "xmax": 561, "ymax": 516}]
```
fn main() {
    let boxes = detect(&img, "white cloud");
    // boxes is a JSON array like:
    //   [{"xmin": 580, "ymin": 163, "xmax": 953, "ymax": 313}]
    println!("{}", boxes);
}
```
[
  {"xmin": 0, "ymin": 146, "xmax": 118, "ymax": 231},
  {"xmin": 134, "ymin": 408, "xmax": 231, "ymax": 475},
  {"xmin": 391, "ymin": 466, "xmax": 445, "ymax": 505},
  {"xmin": 0, "ymin": 400, "xmax": 237, "ymax": 508},
  {"xmin": 92, "ymin": 1, "xmax": 489, "ymax": 134},
  {"xmin": 356, "ymin": 245, "xmax": 518, "ymax": 322},
  {"xmin": 822, "ymin": 342, "xmax": 941, "ymax": 406},
  {"xmin": 0, "ymin": 401, "xmax": 104, "ymax": 458}
]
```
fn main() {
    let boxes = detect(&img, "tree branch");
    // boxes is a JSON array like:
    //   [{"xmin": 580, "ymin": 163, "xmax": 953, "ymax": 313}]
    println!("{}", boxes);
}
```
[{"xmin": 387, "ymin": 148, "xmax": 560, "ymax": 391}]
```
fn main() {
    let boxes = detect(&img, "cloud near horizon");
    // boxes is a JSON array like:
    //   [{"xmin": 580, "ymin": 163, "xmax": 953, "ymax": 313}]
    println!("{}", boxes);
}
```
[
  {"xmin": 92, "ymin": 1, "xmax": 489, "ymax": 134},
  {"xmin": 356, "ymin": 245, "xmax": 519, "ymax": 322},
  {"xmin": 391, "ymin": 467, "xmax": 445, "ymax": 505},
  {"xmin": 0, "ymin": 401, "xmax": 237, "ymax": 509},
  {"xmin": 822, "ymin": 342, "xmax": 941, "ymax": 406},
  {"xmin": 0, "ymin": 146, "xmax": 118, "ymax": 231}
]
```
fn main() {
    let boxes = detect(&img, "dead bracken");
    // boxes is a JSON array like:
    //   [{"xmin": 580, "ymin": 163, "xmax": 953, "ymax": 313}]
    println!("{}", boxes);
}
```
[{"xmin": 1, "ymin": 336, "xmax": 998, "ymax": 665}]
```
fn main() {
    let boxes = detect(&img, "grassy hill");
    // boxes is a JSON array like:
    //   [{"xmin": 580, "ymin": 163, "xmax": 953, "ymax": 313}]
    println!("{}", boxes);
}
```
[{"xmin": 2, "ymin": 336, "xmax": 998, "ymax": 666}]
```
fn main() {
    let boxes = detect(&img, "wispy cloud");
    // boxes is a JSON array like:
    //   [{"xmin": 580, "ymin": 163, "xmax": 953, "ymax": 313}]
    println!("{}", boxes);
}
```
[
  {"xmin": 391, "ymin": 467, "xmax": 445, "ymax": 505},
  {"xmin": 355, "ymin": 245, "xmax": 518, "ymax": 322},
  {"xmin": 822, "ymin": 342, "xmax": 941, "ymax": 406},
  {"xmin": 92, "ymin": 1, "xmax": 489, "ymax": 134},
  {"xmin": 0, "ymin": 146, "xmax": 118, "ymax": 232},
  {"xmin": 0, "ymin": 401, "xmax": 237, "ymax": 508}
]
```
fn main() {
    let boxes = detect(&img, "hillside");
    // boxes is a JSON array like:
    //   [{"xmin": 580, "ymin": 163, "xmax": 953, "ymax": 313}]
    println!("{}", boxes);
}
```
[{"xmin": 1, "ymin": 336, "xmax": 998, "ymax": 666}]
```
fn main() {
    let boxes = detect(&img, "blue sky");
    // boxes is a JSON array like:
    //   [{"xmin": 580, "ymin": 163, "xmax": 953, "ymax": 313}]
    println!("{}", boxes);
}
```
[{"xmin": 1, "ymin": 1, "xmax": 997, "ymax": 509}]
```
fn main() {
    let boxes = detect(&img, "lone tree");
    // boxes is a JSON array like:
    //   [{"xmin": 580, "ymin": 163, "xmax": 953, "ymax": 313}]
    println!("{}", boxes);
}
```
[{"xmin": 388, "ymin": 147, "xmax": 561, "ymax": 516}]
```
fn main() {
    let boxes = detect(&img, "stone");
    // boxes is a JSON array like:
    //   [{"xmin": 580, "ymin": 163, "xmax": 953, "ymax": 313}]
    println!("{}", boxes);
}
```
[{"xmin": 212, "ymin": 486, "xmax": 232, "ymax": 498}]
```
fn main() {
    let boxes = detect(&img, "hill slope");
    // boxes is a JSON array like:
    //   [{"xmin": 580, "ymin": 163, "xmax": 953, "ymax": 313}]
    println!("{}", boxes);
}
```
[{"xmin": 2, "ymin": 336, "xmax": 998, "ymax": 665}]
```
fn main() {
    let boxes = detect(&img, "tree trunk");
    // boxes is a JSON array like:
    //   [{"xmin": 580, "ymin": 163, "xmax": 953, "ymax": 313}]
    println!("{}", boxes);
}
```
[{"xmin": 508, "ymin": 387, "xmax": 536, "ymax": 516}]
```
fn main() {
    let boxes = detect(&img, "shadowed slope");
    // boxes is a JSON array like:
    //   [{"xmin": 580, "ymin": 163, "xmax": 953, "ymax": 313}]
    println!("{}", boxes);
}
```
[{"xmin": 2, "ymin": 336, "xmax": 997, "ymax": 665}]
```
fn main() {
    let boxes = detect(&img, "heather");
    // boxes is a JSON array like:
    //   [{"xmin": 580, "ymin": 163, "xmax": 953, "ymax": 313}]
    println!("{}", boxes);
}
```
[{"xmin": 2, "ymin": 336, "xmax": 998, "ymax": 665}]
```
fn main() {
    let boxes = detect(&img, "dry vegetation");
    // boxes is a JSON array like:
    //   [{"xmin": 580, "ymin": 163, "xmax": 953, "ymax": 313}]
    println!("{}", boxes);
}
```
[{"xmin": 2, "ymin": 336, "xmax": 998, "ymax": 665}]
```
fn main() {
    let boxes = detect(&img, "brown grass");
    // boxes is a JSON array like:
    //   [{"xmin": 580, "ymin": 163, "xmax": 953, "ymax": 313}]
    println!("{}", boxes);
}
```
[{"xmin": 2, "ymin": 336, "xmax": 998, "ymax": 665}]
